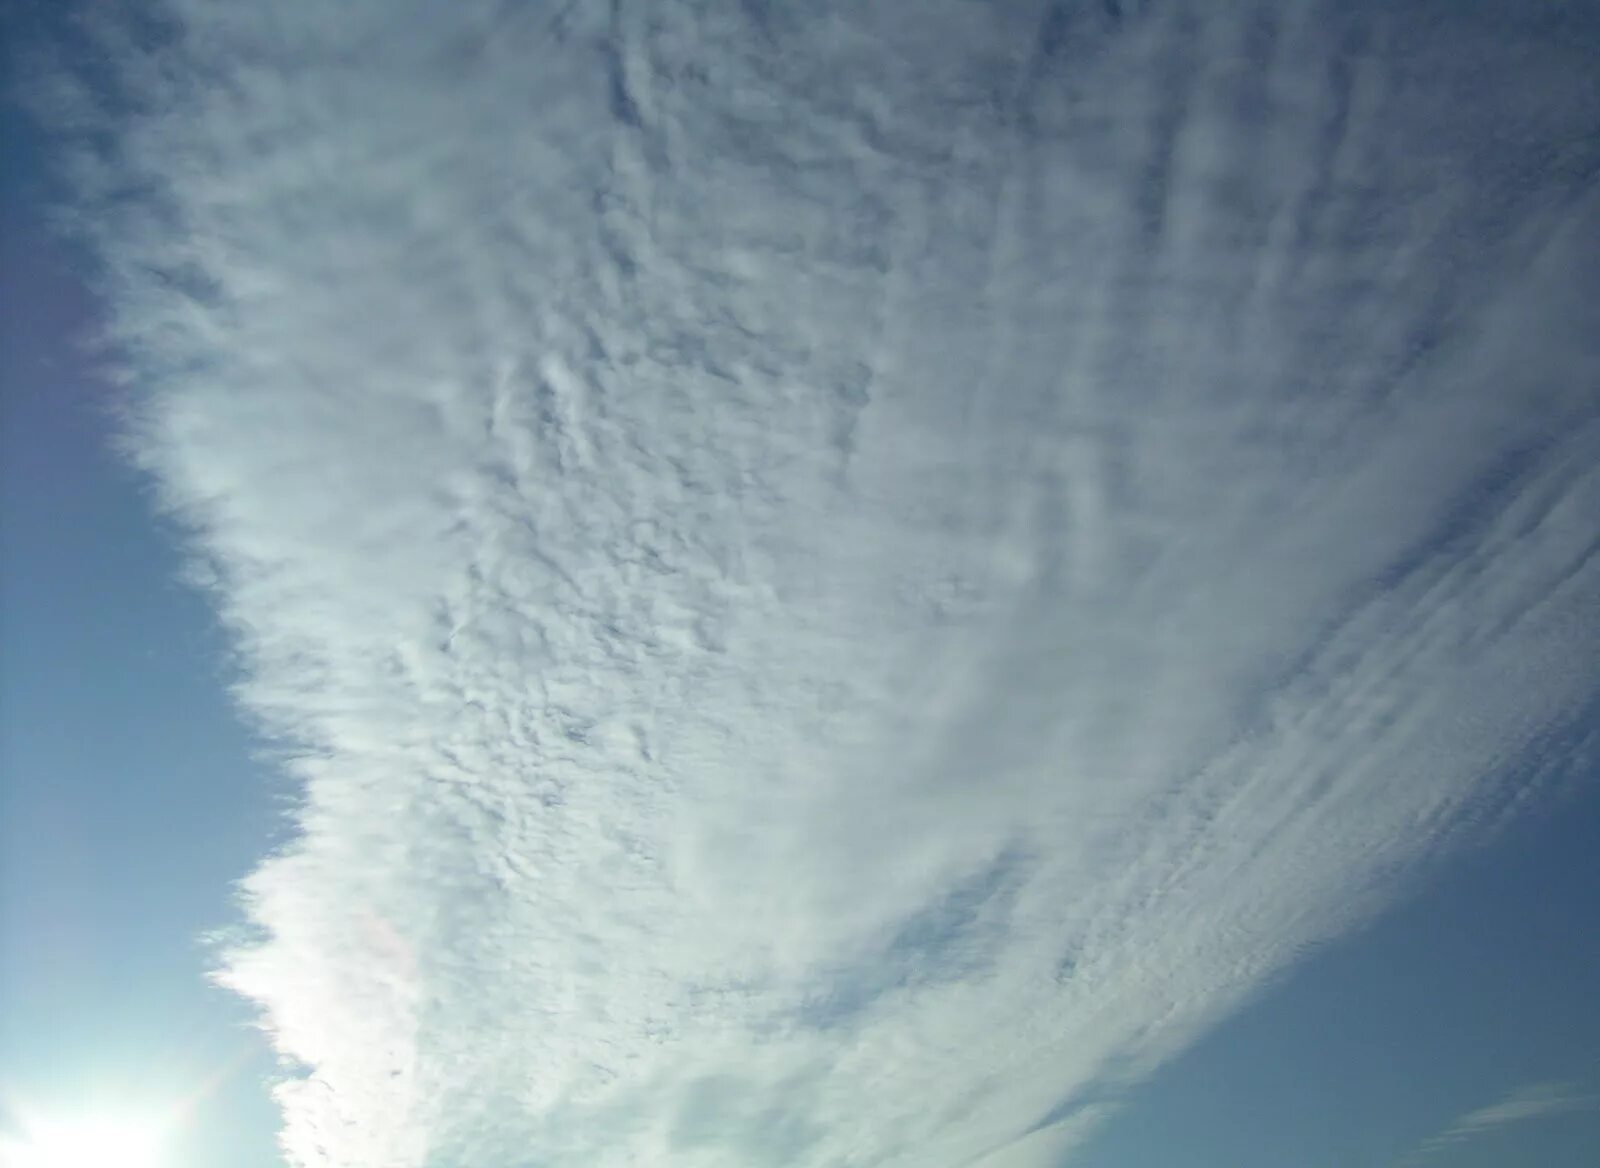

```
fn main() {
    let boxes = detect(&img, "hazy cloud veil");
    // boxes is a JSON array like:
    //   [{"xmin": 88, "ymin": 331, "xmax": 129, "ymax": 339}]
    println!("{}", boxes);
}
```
[{"xmin": 52, "ymin": 0, "xmax": 1600, "ymax": 1164}]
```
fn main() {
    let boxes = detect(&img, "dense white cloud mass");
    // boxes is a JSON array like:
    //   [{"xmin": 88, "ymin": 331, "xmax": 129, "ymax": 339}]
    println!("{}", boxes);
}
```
[{"xmin": 50, "ymin": 0, "xmax": 1599, "ymax": 1164}]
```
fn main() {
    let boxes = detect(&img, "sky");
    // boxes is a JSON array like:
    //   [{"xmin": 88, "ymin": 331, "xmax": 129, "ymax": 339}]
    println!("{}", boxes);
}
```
[
  {"xmin": 1, "ymin": 57, "xmax": 284, "ymax": 1165},
  {"xmin": 1, "ymin": 1, "xmax": 1597, "ymax": 1167}
]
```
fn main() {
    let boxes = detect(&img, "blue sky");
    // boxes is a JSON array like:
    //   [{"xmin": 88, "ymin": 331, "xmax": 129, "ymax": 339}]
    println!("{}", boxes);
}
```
[
  {"xmin": 1, "ymin": 94, "xmax": 283, "ymax": 1166},
  {"xmin": 2, "ymin": 2, "xmax": 1598, "ymax": 1166}
]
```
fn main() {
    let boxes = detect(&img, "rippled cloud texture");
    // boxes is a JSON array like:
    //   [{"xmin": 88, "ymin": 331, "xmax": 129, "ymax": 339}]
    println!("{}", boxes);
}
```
[{"xmin": 47, "ymin": 1, "xmax": 1600, "ymax": 1164}]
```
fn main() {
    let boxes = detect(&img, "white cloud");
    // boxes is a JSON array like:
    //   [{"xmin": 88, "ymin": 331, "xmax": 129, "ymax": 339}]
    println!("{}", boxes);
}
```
[
  {"xmin": 45, "ymin": 0, "xmax": 1600, "ymax": 1165},
  {"xmin": 1401, "ymin": 1080, "xmax": 1600, "ymax": 1163}
]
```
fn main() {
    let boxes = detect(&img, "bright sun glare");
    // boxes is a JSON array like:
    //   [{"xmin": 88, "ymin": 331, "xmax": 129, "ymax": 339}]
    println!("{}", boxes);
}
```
[{"xmin": 0, "ymin": 1116, "xmax": 164, "ymax": 1168}]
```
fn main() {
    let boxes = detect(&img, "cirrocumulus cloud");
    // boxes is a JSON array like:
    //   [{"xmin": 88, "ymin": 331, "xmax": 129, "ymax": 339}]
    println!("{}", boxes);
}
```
[{"xmin": 43, "ymin": 0, "xmax": 1600, "ymax": 1164}]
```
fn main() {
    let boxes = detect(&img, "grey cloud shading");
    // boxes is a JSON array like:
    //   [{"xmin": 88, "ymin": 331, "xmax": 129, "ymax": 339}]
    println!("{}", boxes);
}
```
[
  {"xmin": 797, "ymin": 845, "xmax": 1028, "ymax": 1032},
  {"xmin": 36, "ymin": 0, "xmax": 1600, "ymax": 1165}
]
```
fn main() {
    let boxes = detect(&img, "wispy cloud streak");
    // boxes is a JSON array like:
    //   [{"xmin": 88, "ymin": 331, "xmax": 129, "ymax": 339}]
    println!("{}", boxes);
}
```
[
  {"xmin": 1400, "ymin": 1080, "xmax": 1600, "ymax": 1164},
  {"xmin": 37, "ymin": 0, "xmax": 1600, "ymax": 1164}
]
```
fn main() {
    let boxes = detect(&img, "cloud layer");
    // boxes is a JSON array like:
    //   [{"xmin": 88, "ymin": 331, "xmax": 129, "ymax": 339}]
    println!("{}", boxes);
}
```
[{"xmin": 46, "ymin": 1, "xmax": 1600, "ymax": 1164}]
